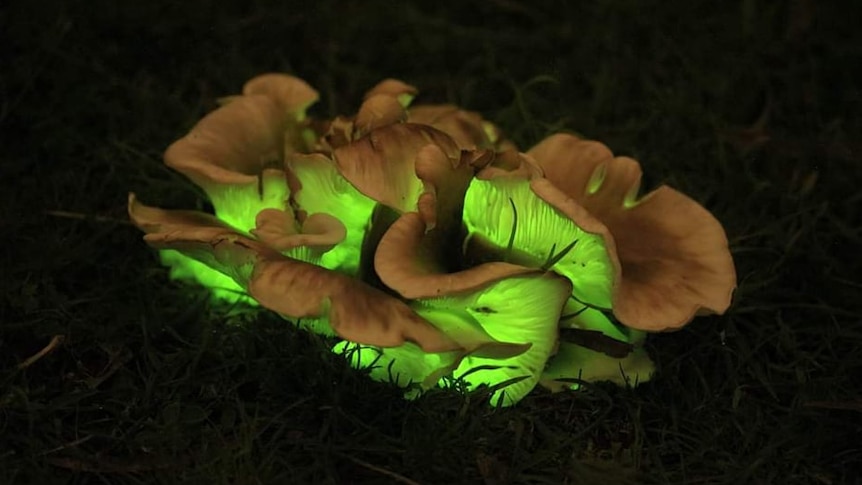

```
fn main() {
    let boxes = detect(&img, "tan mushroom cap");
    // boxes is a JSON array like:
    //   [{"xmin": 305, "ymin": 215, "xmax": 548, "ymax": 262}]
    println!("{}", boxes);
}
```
[
  {"xmin": 319, "ymin": 79, "xmax": 419, "ymax": 151},
  {"xmin": 164, "ymin": 95, "xmax": 285, "ymax": 190},
  {"xmin": 129, "ymin": 195, "xmax": 462, "ymax": 353},
  {"xmin": 527, "ymin": 133, "xmax": 737, "ymax": 331},
  {"xmin": 128, "ymin": 192, "xmax": 235, "ymax": 235},
  {"xmin": 376, "ymin": 211, "xmax": 541, "ymax": 298},
  {"xmin": 408, "ymin": 104, "xmax": 498, "ymax": 151},
  {"xmin": 332, "ymin": 123, "xmax": 461, "ymax": 214},
  {"xmin": 354, "ymin": 94, "xmax": 408, "ymax": 139},
  {"xmin": 129, "ymin": 193, "xmax": 256, "ymax": 283},
  {"xmin": 363, "ymin": 78, "xmax": 419, "ymax": 102},
  {"xmin": 374, "ymin": 148, "xmax": 606, "ymax": 301},
  {"xmin": 472, "ymin": 150, "xmax": 615, "ymax": 241},
  {"xmin": 346, "ymin": 133, "xmax": 537, "ymax": 300},
  {"xmin": 242, "ymin": 73, "xmax": 319, "ymax": 120},
  {"xmin": 251, "ymin": 210, "xmax": 347, "ymax": 253},
  {"xmin": 249, "ymin": 252, "xmax": 461, "ymax": 352}
]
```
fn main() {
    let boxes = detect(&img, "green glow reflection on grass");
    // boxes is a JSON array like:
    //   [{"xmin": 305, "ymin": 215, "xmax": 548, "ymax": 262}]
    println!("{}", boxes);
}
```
[{"xmin": 333, "ymin": 341, "xmax": 454, "ymax": 394}]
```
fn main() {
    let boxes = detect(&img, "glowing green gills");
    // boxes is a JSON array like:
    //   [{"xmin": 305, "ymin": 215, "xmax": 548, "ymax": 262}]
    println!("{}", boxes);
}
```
[
  {"xmin": 336, "ymin": 274, "xmax": 571, "ymax": 406},
  {"xmin": 463, "ymin": 178, "xmax": 616, "ymax": 310},
  {"xmin": 156, "ymin": 173, "xmax": 291, "ymax": 305},
  {"xmin": 159, "ymin": 249, "xmax": 255, "ymax": 305},
  {"xmin": 158, "ymin": 164, "xmax": 377, "ymax": 304},
  {"xmin": 288, "ymin": 157, "xmax": 377, "ymax": 275}
]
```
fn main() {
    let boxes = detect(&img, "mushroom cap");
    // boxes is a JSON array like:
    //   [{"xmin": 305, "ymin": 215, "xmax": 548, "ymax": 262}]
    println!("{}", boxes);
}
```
[
  {"xmin": 363, "ymin": 78, "xmax": 418, "ymax": 106},
  {"xmin": 251, "ymin": 210, "xmax": 347, "ymax": 253},
  {"xmin": 528, "ymin": 133, "xmax": 737, "ymax": 330},
  {"xmin": 163, "ymin": 95, "xmax": 293, "ymax": 232},
  {"xmin": 332, "ymin": 123, "xmax": 461, "ymax": 214},
  {"xmin": 375, "ymin": 211, "xmax": 540, "ymax": 298},
  {"xmin": 408, "ymin": 104, "xmax": 504, "ymax": 151},
  {"xmin": 129, "ymin": 194, "xmax": 461, "ymax": 353},
  {"xmin": 241, "ymin": 73, "xmax": 319, "ymax": 120},
  {"xmin": 165, "ymin": 95, "xmax": 286, "ymax": 188},
  {"xmin": 363, "ymin": 78, "xmax": 419, "ymax": 103},
  {"xmin": 354, "ymin": 94, "xmax": 408, "ymax": 139},
  {"xmin": 464, "ymin": 151, "xmax": 621, "ymax": 310}
]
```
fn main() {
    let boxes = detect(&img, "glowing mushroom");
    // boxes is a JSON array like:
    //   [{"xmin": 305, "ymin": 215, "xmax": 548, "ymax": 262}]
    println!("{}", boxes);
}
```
[
  {"xmin": 129, "ymin": 194, "xmax": 462, "ymax": 352},
  {"xmin": 407, "ymin": 104, "xmax": 511, "ymax": 151},
  {"xmin": 163, "ymin": 95, "xmax": 292, "ymax": 233},
  {"xmin": 130, "ymin": 72, "xmax": 736, "ymax": 407},
  {"xmin": 335, "ymin": 272, "xmax": 572, "ymax": 406},
  {"xmin": 527, "ymin": 134, "xmax": 737, "ymax": 330}
]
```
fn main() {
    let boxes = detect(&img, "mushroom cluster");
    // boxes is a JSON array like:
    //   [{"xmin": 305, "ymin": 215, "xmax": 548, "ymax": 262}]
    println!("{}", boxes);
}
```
[{"xmin": 129, "ymin": 74, "xmax": 736, "ymax": 406}]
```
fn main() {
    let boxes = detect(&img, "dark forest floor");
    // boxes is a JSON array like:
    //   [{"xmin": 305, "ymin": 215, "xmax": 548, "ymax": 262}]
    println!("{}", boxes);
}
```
[{"xmin": 2, "ymin": 1, "xmax": 861, "ymax": 483}]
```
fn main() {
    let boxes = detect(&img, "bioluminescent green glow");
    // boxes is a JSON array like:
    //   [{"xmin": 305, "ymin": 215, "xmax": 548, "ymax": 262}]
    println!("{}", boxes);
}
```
[
  {"xmin": 159, "ymin": 249, "xmax": 257, "ymax": 305},
  {"xmin": 396, "ymin": 93, "xmax": 415, "ymax": 107},
  {"xmin": 414, "ymin": 274, "xmax": 571, "ymax": 406},
  {"xmin": 158, "ymin": 160, "xmax": 378, "ymax": 306},
  {"xmin": 586, "ymin": 165, "xmax": 606, "ymax": 195},
  {"xmin": 333, "ymin": 341, "xmax": 456, "ymax": 394},
  {"xmin": 290, "ymin": 157, "xmax": 377, "ymax": 275},
  {"xmin": 481, "ymin": 121, "xmax": 499, "ymax": 145},
  {"xmin": 463, "ymin": 178, "xmax": 615, "ymax": 309},
  {"xmin": 211, "ymin": 171, "xmax": 289, "ymax": 234},
  {"xmin": 561, "ymin": 299, "xmax": 648, "ymax": 347},
  {"xmin": 295, "ymin": 317, "xmax": 337, "ymax": 337},
  {"xmin": 561, "ymin": 299, "xmax": 628, "ymax": 340},
  {"xmin": 161, "ymin": 249, "xmax": 340, "ymax": 336},
  {"xmin": 541, "ymin": 342, "xmax": 655, "ymax": 391},
  {"xmin": 136, "ymin": 72, "xmax": 700, "ymax": 407},
  {"xmin": 332, "ymin": 275, "xmax": 569, "ymax": 405}
]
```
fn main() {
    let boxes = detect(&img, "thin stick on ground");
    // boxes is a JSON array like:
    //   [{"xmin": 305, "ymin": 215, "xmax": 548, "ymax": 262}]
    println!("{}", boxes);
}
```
[{"xmin": 18, "ymin": 335, "xmax": 65, "ymax": 370}]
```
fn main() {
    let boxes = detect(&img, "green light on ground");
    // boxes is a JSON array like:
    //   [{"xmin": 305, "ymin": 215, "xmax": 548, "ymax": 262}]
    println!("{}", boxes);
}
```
[{"xmin": 334, "ymin": 341, "xmax": 455, "ymax": 395}]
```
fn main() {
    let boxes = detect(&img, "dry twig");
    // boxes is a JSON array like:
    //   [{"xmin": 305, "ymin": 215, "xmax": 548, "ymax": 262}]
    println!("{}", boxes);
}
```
[{"xmin": 18, "ymin": 335, "xmax": 65, "ymax": 370}]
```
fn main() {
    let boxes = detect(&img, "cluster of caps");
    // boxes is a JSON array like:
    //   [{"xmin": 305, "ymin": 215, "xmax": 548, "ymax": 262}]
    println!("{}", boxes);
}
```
[{"xmin": 129, "ymin": 74, "xmax": 735, "ymax": 406}]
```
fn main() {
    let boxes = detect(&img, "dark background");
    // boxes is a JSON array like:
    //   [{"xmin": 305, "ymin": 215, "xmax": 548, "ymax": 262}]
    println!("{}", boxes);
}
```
[{"xmin": 2, "ymin": 1, "xmax": 861, "ymax": 483}]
